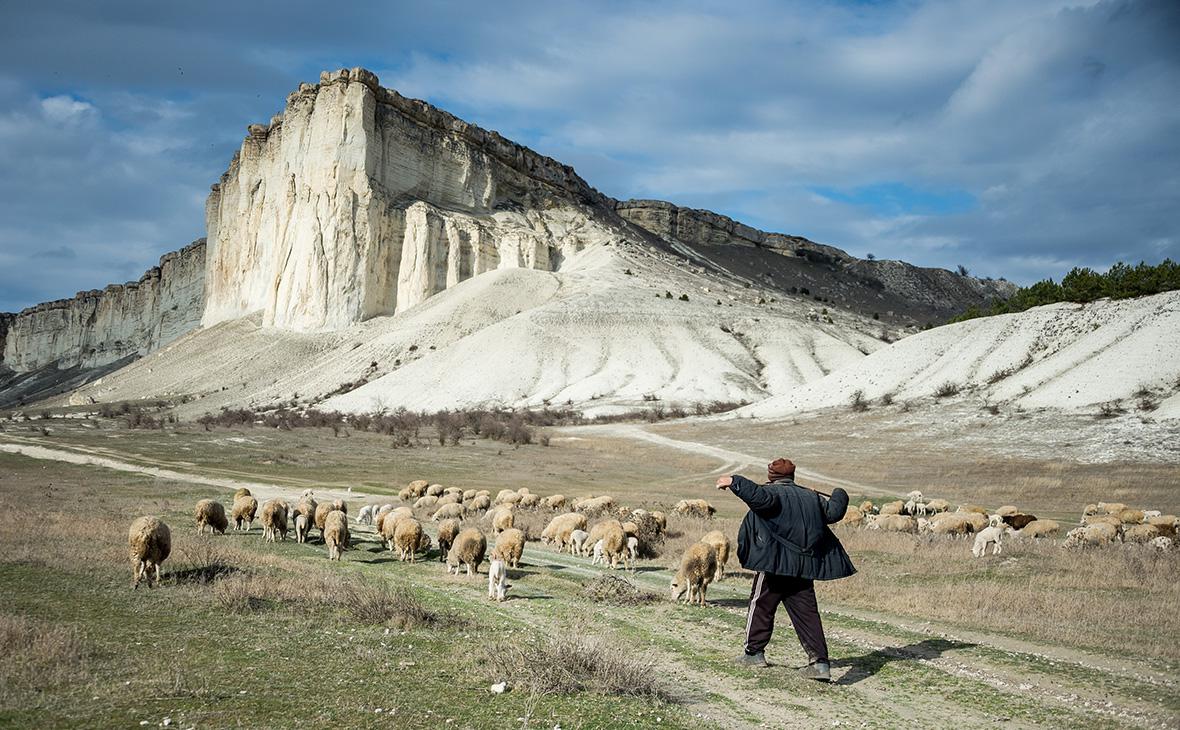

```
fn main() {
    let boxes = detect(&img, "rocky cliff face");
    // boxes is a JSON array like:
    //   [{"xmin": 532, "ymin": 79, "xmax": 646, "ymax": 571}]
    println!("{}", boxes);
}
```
[
  {"xmin": 1, "ymin": 240, "xmax": 205, "ymax": 371},
  {"xmin": 203, "ymin": 67, "xmax": 615, "ymax": 332}
]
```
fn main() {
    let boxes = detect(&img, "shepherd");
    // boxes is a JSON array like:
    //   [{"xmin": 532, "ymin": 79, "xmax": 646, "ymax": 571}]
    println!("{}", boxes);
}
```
[{"xmin": 716, "ymin": 457, "xmax": 855, "ymax": 681}]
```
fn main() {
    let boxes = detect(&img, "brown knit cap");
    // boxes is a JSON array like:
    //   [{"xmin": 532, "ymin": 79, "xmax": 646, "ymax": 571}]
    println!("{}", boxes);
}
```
[{"xmin": 768, "ymin": 458, "xmax": 795, "ymax": 481}]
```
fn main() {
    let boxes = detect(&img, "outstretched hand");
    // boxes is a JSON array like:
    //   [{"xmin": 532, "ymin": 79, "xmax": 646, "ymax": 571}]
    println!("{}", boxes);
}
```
[{"xmin": 715, "ymin": 476, "xmax": 733, "ymax": 490}]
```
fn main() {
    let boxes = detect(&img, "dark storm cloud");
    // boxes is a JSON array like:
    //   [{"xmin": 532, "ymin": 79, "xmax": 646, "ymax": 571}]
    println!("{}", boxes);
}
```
[{"xmin": 0, "ymin": 0, "xmax": 1177, "ymax": 311}]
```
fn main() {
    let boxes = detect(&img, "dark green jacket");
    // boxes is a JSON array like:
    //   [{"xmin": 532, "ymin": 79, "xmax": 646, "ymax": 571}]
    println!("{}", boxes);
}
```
[{"xmin": 729, "ymin": 475, "xmax": 856, "ymax": 581}]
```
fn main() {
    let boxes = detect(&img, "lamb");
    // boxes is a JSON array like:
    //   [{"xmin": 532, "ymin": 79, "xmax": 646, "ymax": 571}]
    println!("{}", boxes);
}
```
[
  {"xmin": 468, "ymin": 495, "xmax": 492, "ymax": 513},
  {"xmin": 670, "ymin": 542, "xmax": 718, "ymax": 607},
  {"xmin": 627, "ymin": 536, "xmax": 640, "ymax": 562},
  {"xmin": 867, "ymin": 514, "xmax": 918, "ymax": 533},
  {"xmin": 493, "ymin": 528, "xmax": 525, "ymax": 569},
  {"xmin": 878, "ymin": 500, "xmax": 905, "ymax": 516},
  {"xmin": 487, "ymin": 557, "xmax": 508, "ymax": 601},
  {"xmin": 413, "ymin": 495, "xmax": 439, "ymax": 511},
  {"xmin": 357, "ymin": 504, "xmax": 375, "ymax": 525},
  {"xmin": 972, "ymin": 525, "xmax": 1006, "ymax": 557},
  {"xmin": 232, "ymin": 495, "xmax": 259, "ymax": 531},
  {"xmin": 128, "ymin": 516, "xmax": 171, "ymax": 588},
  {"xmin": 446, "ymin": 528, "xmax": 487, "ymax": 576},
  {"xmin": 570, "ymin": 529, "xmax": 590, "ymax": 556},
  {"xmin": 426, "ymin": 483, "xmax": 445, "ymax": 497},
  {"xmin": 590, "ymin": 539, "xmax": 606, "ymax": 566},
  {"xmin": 432, "ymin": 503, "xmax": 465, "ymax": 522},
  {"xmin": 1064, "ymin": 523, "xmax": 1119, "ymax": 547},
  {"xmin": 1002, "ymin": 513, "xmax": 1038, "ymax": 531},
  {"xmin": 699, "ymin": 530, "xmax": 732, "ymax": 582},
  {"xmin": 1142, "ymin": 509, "xmax": 1162, "ymax": 519},
  {"xmin": 260, "ymin": 499, "xmax": 289, "ymax": 542},
  {"xmin": 573, "ymin": 495, "xmax": 616, "ymax": 516},
  {"xmin": 436, "ymin": 518, "xmax": 462, "ymax": 563},
  {"xmin": 294, "ymin": 513, "xmax": 310, "ymax": 543},
  {"xmin": 194, "ymin": 499, "xmax": 228, "ymax": 535},
  {"xmin": 1014, "ymin": 519, "xmax": 1060, "ymax": 539},
  {"xmin": 673, "ymin": 499, "xmax": 716, "ymax": 519},
  {"xmin": 324, "ymin": 510, "xmax": 349, "ymax": 560},
  {"xmin": 1123, "ymin": 524, "xmax": 1163, "ymax": 544},
  {"xmin": 543, "ymin": 494, "xmax": 567, "ymax": 510},
  {"xmin": 904, "ymin": 499, "xmax": 927, "ymax": 517},
  {"xmin": 1119, "ymin": 509, "xmax": 1146, "ymax": 525},
  {"xmin": 394, "ymin": 518, "xmax": 425, "ymax": 562}
]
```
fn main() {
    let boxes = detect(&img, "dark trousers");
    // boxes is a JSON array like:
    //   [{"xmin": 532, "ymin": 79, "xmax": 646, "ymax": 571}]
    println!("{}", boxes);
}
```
[{"xmin": 744, "ymin": 572, "xmax": 829, "ymax": 663}]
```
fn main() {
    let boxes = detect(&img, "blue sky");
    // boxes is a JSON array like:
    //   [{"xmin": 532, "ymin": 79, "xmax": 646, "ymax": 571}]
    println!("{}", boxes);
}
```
[{"xmin": 1, "ymin": 0, "xmax": 1177, "ymax": 312}]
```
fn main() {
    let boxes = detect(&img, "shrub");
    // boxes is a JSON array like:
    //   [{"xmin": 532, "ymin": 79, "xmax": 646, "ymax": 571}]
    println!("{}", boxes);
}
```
[
  {"xmin": 933, "ymin": 382, "xmax": 960, "ymax": 399},
  {"xmin": 1096, "ymin": 401, "xmax": 1125, "ymax": 419},
  {"xmin": 473, "ymin": 635, "xmax": 670, "ymax": 700},
  {"xmin": 850, "ymin": 390, "xmax": 868, "ymax": 412},
  {"xmin": 879, "ymin": 392, "xmax": 895, "ymax": 406},
  {"xmin": 581, "ymin": 575, "xmax": 657, "ymax": 606}
]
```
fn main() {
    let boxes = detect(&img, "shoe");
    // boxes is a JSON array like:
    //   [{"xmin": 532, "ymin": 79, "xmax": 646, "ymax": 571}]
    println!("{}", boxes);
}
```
[
  {"xmin": 798, "ymin": 661, "xmax": 831, "ymax": 682},
  {"xmin": 734, "ymin": 651, "xmax": 768, "ymax": 667}
]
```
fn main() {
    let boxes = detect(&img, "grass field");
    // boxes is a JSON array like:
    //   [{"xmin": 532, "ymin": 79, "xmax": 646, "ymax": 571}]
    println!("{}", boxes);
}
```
[{"xmin": 2, "ymin": 411, "xmax": 1178, "ymax": 729}]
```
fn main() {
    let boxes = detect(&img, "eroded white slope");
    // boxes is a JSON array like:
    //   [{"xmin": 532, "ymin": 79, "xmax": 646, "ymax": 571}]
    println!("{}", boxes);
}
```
[{"xmin": 740, "ymin": 291, "xmax": 1180, "ymax": 418}]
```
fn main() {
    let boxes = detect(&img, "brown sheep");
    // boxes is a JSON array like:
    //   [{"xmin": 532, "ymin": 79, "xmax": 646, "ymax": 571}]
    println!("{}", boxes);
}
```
[
  {"xmin": 839, "ymin": 506, "xmax": 865, "ymax": 527},
  {"xmin": 925, "ymin": 498, "xmax": 951, "ymax": 513},
  {"xmin": 1098, "ymin": 502, "xmax": 1127, "ymax": 515},
  {"xmin": 1016, "ymin": 519, "xmax": 1061, "ymax": 538},
  {"xmin": 232, "ymin": 495, "xmax": 259, "ymax": 531},
  {"xmin": 493, "ymin": 528, "xmax": 526, "ymax": 568},
  {"xmin": 446, "ymin": 528, "xmax": 487, "ymax": 576},
  {"xmin": 670, "ymin": 542, "xmax": 718, "ymax": 606},
  {"xmin": 650, "ymin": 511, "xmax": 668, "ymax": 532},
  {"xmin": 1124, "ymin": 524, "xmax": 1163, "ymax": 544},
  {"xmin": 869, "ymin": 514, "xmax": 918, "ymax": 533},
  {"xmin": 878, "ymin": 500, "xmax": 905, "ymax": 516},
  {"xmin": 394, "ymin": 519, "xmax": 425, "ymax": 562},
  {"xmin": 858, "ymin": 500, "xmax": 875, "ymax": 514},
  {"xmin": 1002, "ymin": 513, "xmax": 1038, "ymax": 530},
  {"xmin": 194, "ymin": 499, "xmax": 228, "ymax": 535},
  {"xmin": 541, "ymin": 513, "xmax": 588, "ymax": 551},
  {"xmin": 585, "ymin": 519, "xmax": 624, "ymax": 557},
  {"xmin": 380, "ymin": 509, "xmax": 414, "ymax": 551},
  {"xmin": 1119, "ymin": 509, "xmax": 1145, "ymax": 525},
  {"xmin": 957, "ymin": 504, "xmax": 989, "ymax": 515},
  {"xmin": 260, "ymin": 499, "xmax": 289, "ymax": 542},
  {"xmin": 128, "ymin": 516, "xmax": 171, "ymax": 588},
  {"xmin": 406, "ymin": 479, "xmax": 429, "ymax": 497},
  {"xmin": 673, "ymin": 499, "xmax": 716, "ymax": 519},
  {"xmin": 468, "ymin": 495, "xmax": 492, "ymax": 513},
  {"xmin": 314, "ymin": 500, "xmax": 346, "ymax": 536},
  {"xmin": 324, "ymin": 511, "xmax": 349, "ymax": 560},
  {"xmin": 413, "ymin": 495, "xmax": 439, "ymax": 511},
  {"xmin": 573, "ymin": 495, "xmax": 616, "ymax": 517},
  {"xmin": 543, "ymin": 494, "xmax": 567, "ymax": 510},
  {"xmin": 487, "ymin": 507, "xmax": 514, "ymax": 535},
  {"xmin": 398, "ymin": 486, "xmax": 415, "ymax": 503},
  {"xmin": 437, "ymin": 518, "xmax": 462, "ymax": 563},
  {"xmin": 598, "ymin": 522, "xmax": 628, "ymax": 568},
  {"xmin": 293, "ymin": 497, "xmax": 317, "ymax": 543},
  {"xmin": 699, "ymin": 530, "xmax": 732, "ymax": 582},
  {"xmin": 432, "ymin": 503, "xmax": 465, "ymax": 522}
]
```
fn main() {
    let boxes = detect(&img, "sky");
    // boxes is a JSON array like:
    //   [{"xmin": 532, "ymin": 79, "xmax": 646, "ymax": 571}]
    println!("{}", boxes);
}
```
[{"xmin": 1, "ymin": 0, "xmax": 1177, "ymax": 312}]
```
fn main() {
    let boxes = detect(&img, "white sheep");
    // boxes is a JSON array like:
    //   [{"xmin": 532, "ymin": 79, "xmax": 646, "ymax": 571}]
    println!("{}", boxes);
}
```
[
  {"xmin": 626, "ymin": 536, "xmax": 639, "ymax": 562},
  {"xmin": 972, "ymin": 525, "xmax": 1006, "ymax": 557},
  {"xmin": 487, "ymin": 558, "xmax": 508, "ymax": 601},
  {"xmin": 357, "ymin": 504, "xmax": 375, "ymax": 525},
  {"xmin": 590, "ymin": 539, "xmax": 606, "ymax": 566}
]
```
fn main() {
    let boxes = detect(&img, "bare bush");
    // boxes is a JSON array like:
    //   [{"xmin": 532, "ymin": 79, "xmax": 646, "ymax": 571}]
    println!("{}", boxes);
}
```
[
  {"xmin": 581, "ymin": 575, "xmax": 657, "ymax": 606},
  {"xmin": 933, "ymin": 382, "xmax": 961, "ymax": 398}
]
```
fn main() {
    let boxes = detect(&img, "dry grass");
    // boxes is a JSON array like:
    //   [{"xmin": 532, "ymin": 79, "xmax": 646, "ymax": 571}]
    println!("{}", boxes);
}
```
[
  {"xmin": 0, "ymin": 614, "xmax": 88, "ymax": 694},
  {"xmin": 581, "ymin": 575, "xmax": 658, "ymax": 606}
]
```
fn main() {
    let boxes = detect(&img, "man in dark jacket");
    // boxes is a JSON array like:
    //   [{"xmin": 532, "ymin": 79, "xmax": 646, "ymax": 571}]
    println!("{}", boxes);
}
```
[{"xmin": 716, "ymin": 457, "xmax": 855, "ymax": 681}]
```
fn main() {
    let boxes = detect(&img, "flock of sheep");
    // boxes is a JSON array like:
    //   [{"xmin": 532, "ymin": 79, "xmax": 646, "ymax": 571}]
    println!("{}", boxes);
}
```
[
  {"xmin": 837, "ymin": 491, "xmax": 1179, "ymax": 556},
  {"xmin": 127, "ymin": 481, "xmax": 731, "ymax": 605}
]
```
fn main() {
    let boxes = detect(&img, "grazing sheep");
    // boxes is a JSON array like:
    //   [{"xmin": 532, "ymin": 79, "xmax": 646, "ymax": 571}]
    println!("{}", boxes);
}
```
[
  {"xmin": 379, "ymin": 509, "xmax": 413, "ymax": 551},
  {"xmin": 994, "ymin": 505, "xmax": 1019, "ymax": 517},
  {"xmin": 585, "ymin": 519, "xmax": 624, "ymax": 557},
  {"xmin": 446, "ymin": 528, "xmax": 487, "ymax": 577},
  {"xmin": 426, "ymin": 483, "xmax": 445, "ymax": 497},
  {"xmin": 1083, "ymin": 514, "xmax": 1122, "ymax": 528},
  {"xmin": 314, "ymin": 500, "xmax": 347, "ymax": 536},
  {"xmin": 599, "ymin": 523, "xmax": 628, "ymax": 569},
  {"xmin": 1148, "ymin": 515, "xmax": 1178, "ymax": 528},
  {"xmin": 904, "ymin": 499, "xmax": 927, "ymax": 517},
  {"xmin": 357, "ymin": 504, "xmax": 375, "ymax": 525},
  {"xmin": 1002, "ymin": 513, "xmax": 1038, "ymax": 531},
  {"xmin": 467, "ymin": 495, "xmax": 492, "ymax": 513},
  {"xmin": 233, "ymin": 488, "xmax": 252, "ymax": 501},
  {"xmin": 1119, "ymin": 509, "xmax": 1145, "ymax": 525},
  {"xmin": 621, "ymin": 521, "xmax": 639, "ymax": 539},
  {"xmin": 925, "ymin": 498, "xmax": 951, "ymax": 514},
  {"xmin": 670, "ymin": 542, "xmax": 718, "ymax": 607},
  {"xmin": 324, "ymin": 511, "xmax": 350, "ymax": 560},
  {"xmin": 839, "ymin": 506, "xmax": 865, "ymax": 527},
  {"xmin": 929, "ymin": 514, "xmax": 977, "ymax": 535},
  {"xmin": 1098, "ymin": 502, "xmax": 1127, "ymax": 515},
  {"xmin": 377, "ymin": 506, "xmax": 413, "ymax": 534},
  {"xmin": 957, "ymin": 504, "xmax": 989, "ymax": 515},
  {"xmin": 461, "ymin": 489, "xmax": 477, "ymax": 502},
  {"xmin": 406, "ymin": 479, "xmax": 429, "ymax": 497},
  {"xmin": 493, "ymin": 528, "xmax": 525, "ymax": 568},
  {"xmin": 570, "ymin": 529, "xmax": 590, "ymax": 555},
  {"xmin": 956, "ymin": 512, "xmax": 990, "ymax": 532},
  {"xmin": 413, "ymin": 495, "xmax": 439, "ymax": 511},
  {"xmin": 432, "ymin": 503, "xmax": 465, "ymax": 522},
  {"xmin": 488, "ymin": 507, "xmax": 514, "ymax": 535},
  {"xmin": 1142, "ymin": 509, "xmax": 1162, "ymax": 519},
  {"xmin": 394, "ymin": 518, "xmax": 425, "ymax": 562},
  {"xmin": 543, "ymin": 494, "xmax": 567, "ymax": 510},
  {"xmin": 878, "ymin": 500, "xmax": 905, "ymax": 516},
  {"xmin": 260, "ymin": 499, "xmax": 289, "ymax": 542},
  {"xmin": 905, "ymin": 490, "xmax": 924, "ymax": 503},
  {"xmin": 194, "ymin": 499, "xmax": 228, "ymax": 535},
  {"xmin": 519, "ymin": 493, "xmax": 541, "ymax": 509},
  {"xmin": 574, "ymin": 495, "xmax": 616, "ymax": 517},
  {"xmin": 699, "ymin": 530, "xmax": 732, "ymax": 582},
  {"xmin": 487, "ymin": 558, "xmax": 508, "ymax": 601},
  {"xmin": 1150, "ymin": 536, "xmax": 1174, "ymax": 551},
  {"xmin": 972, "ymin": 525, "xmax": 1006, "ymax": 557},
  {"xmin": 494, "ymin": 489, "xmax": 522, "ymax": 506},
  {"xmin": 1123, "ymin": 524, "xmax": 1163, "ymax": 544},
  {"xmin": 673, "ymin": 499, "xmax": 716, "ymax": 519},
  {"xmin": 650, "ymin": 511, "xmax": 668, "ymax": 532},
  {"xmin": 868, "ymin": 514, "xmax": 918, "ymax": 533},
  {"xmin": 1064, "ymin": 523, "xmax": 1119, "ymax": 547},
  {"xmin": 128, "ymin": 516, "xmax": 171, "ymax": 588},
  {"xmin": 1015, "ymin": 519, "xmax": 1060, "ymax": 539},
  {"xmin": 541, "ymin": 512, "xmax": 588, "ymax": 550},
  {"xmin": 627, "ymin": 536, "xmax": 640, "ymax": 562},
  {"xmin": 858, "ymin": 500, "xmax": 875, "ymax": 514},
  {"xmin": 590, "ymin": 539, "xmax": 606, "ymax": 566},
  {"xmin": 232, "ymin": 495, "xmax": 259, "ymax": 531},
  {"xmin": 437, "ymin": 518, "xmax": 462, "ymax": 563},
  {"xmin": 398, "ymin": 487, "xmax": 415, "ymax": 503},
  {"xmin": 1082, "ymin": 503, "xmax": 1099, "ymax": 517},
  {"xmin": 436, "ymin": 493, "xmax": 462, "ymax": 506}
]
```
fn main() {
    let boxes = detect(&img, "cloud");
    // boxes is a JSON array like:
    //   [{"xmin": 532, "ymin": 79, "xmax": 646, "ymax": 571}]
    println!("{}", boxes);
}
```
[{"xmin": 0, "ymin": 0, "xmax": 1176, "ymax": 312}]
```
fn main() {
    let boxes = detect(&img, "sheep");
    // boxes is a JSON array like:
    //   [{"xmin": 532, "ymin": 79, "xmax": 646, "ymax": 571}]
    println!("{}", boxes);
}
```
[
  {"xmin": 494, "ymin": 489, "xmax": 522, "ymax": 506},
  {"xmin": 590, "ymin": 539, "xmax": 606, "ymax": 566},
  {"xmin": 314, "ymin": 500, "xmax": 347, "ymax": 536},
  {"xmin": 413, "ymin": 495, "xmax": 439, "ymax": 511},
  {"xmin": 462, "ymin": 489, "xmax": 477, "ymax": 502},
  {"xmin": 1002, "ymin": 513, "xmax": 1038, "ymax": 531},
  {"xmin": 194, "ymin": 499, "xmax": 228, "ymax": 535},
  {"xmin": 858, "ymin": 500, "xmax": 875, "ymax": 514},
  {"xmin": 468, "ymin": 495, "xmax": 492, "ymax": 513},
  {"xmin": 699, "ymin": 530, "xmax": 732, "ymax": 582},
  {"xmin": 380, "ymin": 509, "xmax": 413, "ymax": 551},
  {"xmin": 905, "ymin": 490, "xmax": 924, "ymax": 503},
  {"xmin": 432, "ymin": 503, "xmax": 465, "ymax": 522},
  {"xmin": 436, "ymin": 493, "xmax": 462, "ymax": 506},
  {"xmin": 398, "ymin": 487, "xmax": 415, "ymax": 503},
  {"xmin": 543, "ymin": 494, "xmax": 567, "ymax": 510},
  {"xmin": 476, "ymin": 489, "xmax": 491, "ymax": 498},
  {"xmin": 394, "ymin": 518, "xmax": 425, "ymax": 562},
  {"xmin": 232, "ymin": 495, "xmax": 258, "ymax": 531},
  {"xmin": 1123, "ymin": 524, "xmax": 1163, "ymax": 544},
  {"xmin": 1142, "ymin": 509, "xmax": 1162, "ymax": 519},
  {"xmin": 599, "ymin": 522, "xmax": 628, "ymax": 569},
  {"xmin": 972, "ymin": 525, "xmax": 1006, "ymax": 557},
  {"xmin": 1082, "ymin": 503, "xmax": 1099, "ymax": 517},
  {"xmin": 957, "ymin": 512, "xmax": 990, "ymax": 532},
  {"xmin": 925, "ymin": 498, "xmax": 951, "ymax": 514},
  {"xmin": 1083, "ymin": 514, "xmax": 1122, "ymax": 528},
  {"xmin": 574, "ymin": 495, "xmax": 616, "ymax": 516},
  {"xmin": 1098, "ymin": 502, "xmax": 1127, "ymax": 515},
  {"xmin": 437, "ymin": 518, "xmax": 462, "ymax": 563},
  {"xmin": 673, "ymin": 499, "xmax": 716, "ymax": 519},
  {"xmin": 487, "ymin": 558, "xmax": 508, "ymax": 602},
  {"xmin": 621, "ymin": 521, "xmax": 639, "ymax": 539},
  {"xmin": 446, "ymin": 528, "xmax": 487, "ymax": 577},
  {"xmin": 294, "ymin": 513, "xmax": 310, "ymax": 543},
  {"xmin": 839, "ymin": 506, "xmax": 865, "ymax": 527},
  {"xmin": 878, "ymin": 500, "xmax": 905, "ymax": 516},
  {"xmin": 128, "ymin": 516, "xmax": 171, "ymax": 588},
  {"xmin": 650, "ymin": 511, "xmax": 667, "ymax": 532},
  {"xmin": 904, "ymin": 499, "xmax": 927, "ymax": 517},
  {"xmin": 357, "ymin": 504, "xmax": 375, "ymax": 525},
  {"xmin": 957, "ymin": 504, "xmax": 989, "ymax": 515},
  {"xmin": 867, "ymin": 514, "xmax": 918, "ymax": 533},
  {"xmin": 488, "ymin": 507, "xmax": 514, "ymax": 535},
  {"xmin": 570, "ymin": 529, "xmax": 590, "ymax": 555},
  {"xmin": 1119, "ymin": 509, "xmax": 1146, "ymax": 525},
  {"xmin": 987, "ymin": 513, "xmax": 1005, "ymax": 528},
  {"xmin": 585, "ymin": 519, "xmax": 624, "ymax": 557},
  {"xmin": 426, "ymin": 483, "xmax": 445, "ymax": 497},
  {"xmin": 406, "ymin": 479, "xmax": 429, "ymax": 497},
  {"xmin": 1150, "ymin": 536, "xmax": 1174, "ymax": 551},
  {"xmin": 670, "ymin": 542, "xmax": 718, "ymax": 607},
  {"xmin": 928, "ymin": 514, "xmax": 977, "ymax": 535},
  {"xmin": 444, "ymin": 486, "xmax": 464, "ymax": 496},
  {"xmin": 1148, "ymin": 515, "xmax": 1178, "ymax": 530},
  {"xmin": 493, "ymin": 528, "xmax": 525, "ymax": 569},
  {"xmin": 994, "ymin": 505, "xmax": 1019, "ymax": 517},
  {"xmin": 541, "ymin": 512, "xmax": 588, "ymax": 550},
  {"xmin": 1064, "ymin": 523, "xmax": 1119, "ymax": 547},
  {"xmin": 233, "ymin": 487, "xmax": 252, "ymax": 501},
  {"xmin": 377, "ymin": 506, "xmax": 413, "ymax": 534},
  {"xmin": 1014, "ymin": 519, "xmax": 1060, "ymax": 539},
  {"xmin": 324, "ymin": 511, "xmax": 350, "ymax": 560},
  {"xmin": 260, "ymin": 499, "xmax": 289, "ymax": 542},
  {"xmin": 627, "ymin": 536, "xmax": 640, "ymax": 562},
  {"xmin": 518, "ymin": 493, "xmax": 541, "ymax": 509}
]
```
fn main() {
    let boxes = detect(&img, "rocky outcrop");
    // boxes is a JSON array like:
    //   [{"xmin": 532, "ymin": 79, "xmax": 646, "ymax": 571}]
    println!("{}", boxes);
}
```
[{"xmin": 1, "ymin": 240, "xmax": 205, "ymax": 371}]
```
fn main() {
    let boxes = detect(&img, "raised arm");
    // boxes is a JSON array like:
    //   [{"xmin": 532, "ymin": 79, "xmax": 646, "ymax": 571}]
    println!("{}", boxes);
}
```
[
  {"xmin": 822, "ymin": 488, "xmax": 849, "ymax": 524},
  {"xmin": 719, "ymin": 474, "xmax": 776, "ymax": 512}
]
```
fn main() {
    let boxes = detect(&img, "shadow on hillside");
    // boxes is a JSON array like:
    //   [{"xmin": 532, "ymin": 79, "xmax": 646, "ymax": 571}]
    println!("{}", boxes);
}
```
[{"xmin": 834, "ymin": 638, "xmax": 976, "ymax": 685}]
